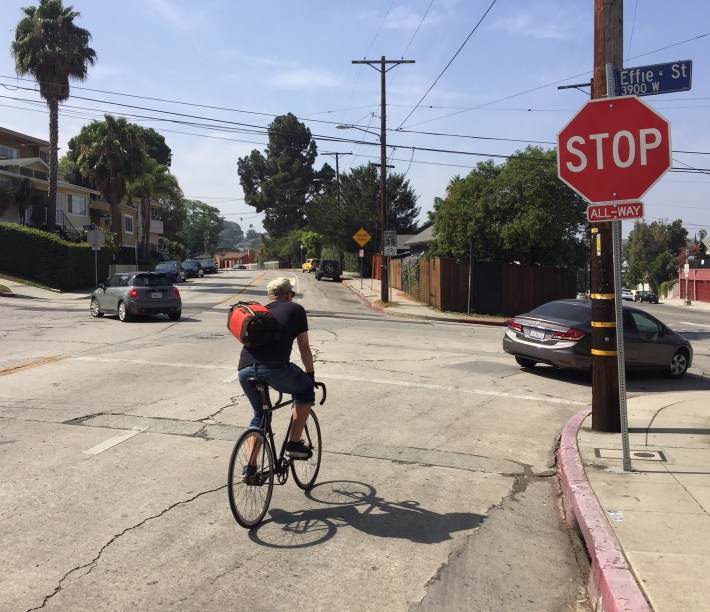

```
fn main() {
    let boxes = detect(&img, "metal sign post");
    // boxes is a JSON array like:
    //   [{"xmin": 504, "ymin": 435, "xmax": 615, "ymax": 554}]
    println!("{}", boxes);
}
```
[{"xmin": 606, "ymin": 63, "xmax": 632, "ymax": 472}]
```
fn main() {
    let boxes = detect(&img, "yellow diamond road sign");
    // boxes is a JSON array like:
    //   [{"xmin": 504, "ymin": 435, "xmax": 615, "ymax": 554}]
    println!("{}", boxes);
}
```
[{"xmin": 353, "ymin": 228, "xmax": 372, "ymax": 247}]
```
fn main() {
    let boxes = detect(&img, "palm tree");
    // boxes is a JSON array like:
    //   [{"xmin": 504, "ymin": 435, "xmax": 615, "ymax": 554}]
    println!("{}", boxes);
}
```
[
  {"xmin": 68, "ymin": 115, "xmax": 147, "ymax": 236},
  {"xmin": 128, "ymin": 157, "xmax": 181, "ymax": 261},
  {"xmin": 12, "ymin": 0, "xmax": 96, "ymax": 233}
]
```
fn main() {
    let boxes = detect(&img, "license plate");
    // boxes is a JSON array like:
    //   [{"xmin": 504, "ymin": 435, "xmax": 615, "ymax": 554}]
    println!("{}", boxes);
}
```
[
  {"xmin": 529, "ymin": 329, "xmax": 545, "ymax": 340},
  {"xmin": 151, "ymin": 292, "xmax": 162, "ymax": 298}
]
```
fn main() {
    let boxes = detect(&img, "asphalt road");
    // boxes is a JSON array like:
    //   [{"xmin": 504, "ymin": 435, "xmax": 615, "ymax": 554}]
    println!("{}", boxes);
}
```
[{"xmin": 4, "ymin": 270, "xmax": 706, "ymax": 611}]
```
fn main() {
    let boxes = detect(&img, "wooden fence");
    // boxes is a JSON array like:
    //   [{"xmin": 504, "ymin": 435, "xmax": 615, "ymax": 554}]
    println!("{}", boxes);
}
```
[{"xmin": 386, "ymin": 256, "xmax": 575, "ymax": 317}]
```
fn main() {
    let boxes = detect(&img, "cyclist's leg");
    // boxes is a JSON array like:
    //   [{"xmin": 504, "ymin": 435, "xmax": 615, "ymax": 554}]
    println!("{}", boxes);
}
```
[
  {"xmin": 238, "ymin": 366, "xmax": 268, "ymax": 464},
  {"xmin": 260, "ymin": 364, "xmax": 315, "ymax": 442}
]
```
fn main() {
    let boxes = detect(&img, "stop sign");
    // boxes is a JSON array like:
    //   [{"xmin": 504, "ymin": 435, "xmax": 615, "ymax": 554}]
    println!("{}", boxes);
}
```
[{"xmin": 557, "ymin": 96, "xmax": 671, "ymax": 203}]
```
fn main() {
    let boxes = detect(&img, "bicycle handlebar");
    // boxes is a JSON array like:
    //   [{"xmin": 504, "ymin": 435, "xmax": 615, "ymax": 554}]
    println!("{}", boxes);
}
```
[
  {"xmin": 259, "ymin": 379, "xmax": 327, "ymax": 410},
  {"xmin": 315, "ymin": 381, "xmax": 327, "ymax": 405}
]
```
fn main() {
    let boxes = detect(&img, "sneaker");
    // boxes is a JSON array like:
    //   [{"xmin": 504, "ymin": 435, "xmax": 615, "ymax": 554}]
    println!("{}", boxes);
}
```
[
  {"xmin": 285, "ymin": 440, "xmax": 313, "ymax": 460},
  {"xmin": 242, "ymin": 464, "xmax": 259, "ymax": 485}
]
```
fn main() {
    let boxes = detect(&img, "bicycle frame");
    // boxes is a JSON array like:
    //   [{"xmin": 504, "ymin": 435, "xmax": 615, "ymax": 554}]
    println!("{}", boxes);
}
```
[{"xmin": 248, "ymin": 378, "xmax": 325, "ymax": 485}]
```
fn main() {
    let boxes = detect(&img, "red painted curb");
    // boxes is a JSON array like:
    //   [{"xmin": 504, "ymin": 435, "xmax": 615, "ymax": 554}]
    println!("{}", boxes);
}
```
[{"xmin": 559, "ymin": 408, "xmax": 651, "ymax": 612}]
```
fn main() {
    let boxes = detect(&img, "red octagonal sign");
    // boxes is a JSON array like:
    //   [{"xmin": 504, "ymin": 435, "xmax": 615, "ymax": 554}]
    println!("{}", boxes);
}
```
[{"xmin": 557, "ymin": 96, "xmax": 671, "ymax": 203}]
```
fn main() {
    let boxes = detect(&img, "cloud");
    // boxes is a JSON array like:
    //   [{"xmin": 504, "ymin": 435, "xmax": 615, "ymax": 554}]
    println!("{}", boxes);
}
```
[
  {"xmin": 145, "ymin": 0, "xmax": 191, "ymax": 31},
  {"xmin": 266, "ymin": 69, "xmax": 344, "ymax": 90},
  {"xmin": 489, "ymin": 11, "xmax": 577, "ymax": 40}
]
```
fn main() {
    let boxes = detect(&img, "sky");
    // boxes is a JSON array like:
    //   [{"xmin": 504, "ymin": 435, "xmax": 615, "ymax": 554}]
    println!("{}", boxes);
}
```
[{"xmin": 1, "ymin": 0, "xmax": 708, "ymax": 240}]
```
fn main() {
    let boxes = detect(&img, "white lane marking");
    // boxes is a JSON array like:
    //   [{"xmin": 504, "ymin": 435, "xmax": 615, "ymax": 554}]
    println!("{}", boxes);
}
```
[
  {"xmin": 318, "ymin": 373, "xmax": 586, "ymax": 406},
  {"xmin": 73, "ymin": 356, "xmax": 233, "ymax": 371},
  {"xmin": 83, "ymin": 427, "xmax": 147, "ymax": 455},
  {"xmin": 70, "ymin": 357, "xmax": 582, "ymax": 405}
]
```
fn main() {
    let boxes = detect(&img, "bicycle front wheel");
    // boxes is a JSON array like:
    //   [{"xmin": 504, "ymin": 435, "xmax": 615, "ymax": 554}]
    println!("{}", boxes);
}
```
[
  {"xmin": 290, "ymin": 409, "xmax": 322, "ymax": 490},
  {"xmin": 227, "ymin": 429, "xmax": 274, "ymax": 528}
]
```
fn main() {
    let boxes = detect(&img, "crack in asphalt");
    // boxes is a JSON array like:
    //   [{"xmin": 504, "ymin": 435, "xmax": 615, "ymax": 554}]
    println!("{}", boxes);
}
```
[{"xmin": 26, "ymin": 486, "xmax": 226, "ymax": 612}]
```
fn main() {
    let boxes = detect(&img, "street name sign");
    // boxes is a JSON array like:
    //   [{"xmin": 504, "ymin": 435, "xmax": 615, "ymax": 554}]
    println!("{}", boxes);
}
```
[
  {"xmin": 615, "ymin": 60, "xmax": 692, "ymax": 97},
  {"xmin": 557, "ymin": 96, "xmax": 672, "ymax": 203},
  {"xmin": 353, "ymin": 228, "xmax": 372, "ymax": 247},
  {"xmin": 586, "ymin": 202, "xmax": 644, "ymax": 222}
]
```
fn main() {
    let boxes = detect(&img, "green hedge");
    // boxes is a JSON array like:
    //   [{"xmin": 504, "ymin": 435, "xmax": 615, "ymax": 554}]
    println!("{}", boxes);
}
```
[{"xmin": 0, "ymin": 222, "xmax": 112, "ymax": 290}]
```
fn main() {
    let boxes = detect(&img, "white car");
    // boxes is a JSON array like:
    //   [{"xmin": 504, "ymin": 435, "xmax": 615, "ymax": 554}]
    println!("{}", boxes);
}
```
[{"xmin": 621, "ymin": 288, "xmax": 634, "ymax": 301}]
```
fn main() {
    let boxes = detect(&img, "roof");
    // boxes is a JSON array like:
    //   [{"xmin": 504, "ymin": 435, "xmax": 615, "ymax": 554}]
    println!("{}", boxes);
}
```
[{"xmin": 404, "ymin": 223, "xmax": 435, "ymax": 246}]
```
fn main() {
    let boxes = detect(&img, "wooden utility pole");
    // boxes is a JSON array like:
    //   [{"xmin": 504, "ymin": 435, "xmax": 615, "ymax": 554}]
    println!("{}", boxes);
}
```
[
  {"xmin": 352, "ymin": 57, "xmax": 414, "ymax": 304},
  {"xmin": 591, "ymin": 0, "xmax": 623, "ymax": 432}
]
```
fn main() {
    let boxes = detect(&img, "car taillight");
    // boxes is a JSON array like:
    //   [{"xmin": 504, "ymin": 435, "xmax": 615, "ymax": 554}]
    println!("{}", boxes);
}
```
[
  {"xmin": 552, "ymin": 328, "xmax": 586, "ymax": 341},
  {"xmin": 507, "ymin": 320, "xmax": 523, "ymax": 332},
  {"xmin": 129, "ymin": 289, "xmax": 138, "ymax": 299},
  {"xmin": 173, "ymin": 287, "xmax": 180, "ymax": 298}
]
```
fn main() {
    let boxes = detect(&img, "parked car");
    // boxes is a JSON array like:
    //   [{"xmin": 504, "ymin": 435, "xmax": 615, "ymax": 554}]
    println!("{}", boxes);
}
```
[
  {"xmin": 635, "ymin": 290, "xmax": 659, "ymax": 304},
  {"xmin": 231, "ymin": 264, "xmax": 246, "ymax": 270},
  {"xmin": 621, "ymin": 288, "xmax": 634, "ymax": 301},
  {"xmin": 182, "ymin": 259, "xmax": 204, "ymax": 278},
  {"xmin": 315, "ymin": 259, "xmax": 341, "ymax": 282},
  {"xmin": 502, "ymin": 299, "xmax": 692, "ymax": 378},
  {"xmin": 199, "ymin": 258, "xmax": 218, "ymax": 274},
  {"xmin": 302, "ymin": 258, "xmax": 320, "ymax": 273},
  {"xmin": 155, "ymin": 260, "xmax": 186, "ymax": 283},
  {"xmin": 90, "ymin": 272, "xmax": 181, "ymax": 322}
]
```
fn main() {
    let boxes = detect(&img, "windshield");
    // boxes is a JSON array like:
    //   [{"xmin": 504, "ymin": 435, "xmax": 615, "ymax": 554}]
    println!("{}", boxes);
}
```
[
  {"xmin": 156, "ymin": 262, "xmax": 174, "ymax": 270},
  {"xmin": 528, "ymin": 301, "xmax": 590, "ymax": 321},
  {"xmin": 134, "ymin": 274, "xmax": 172, "ymax": 286}
]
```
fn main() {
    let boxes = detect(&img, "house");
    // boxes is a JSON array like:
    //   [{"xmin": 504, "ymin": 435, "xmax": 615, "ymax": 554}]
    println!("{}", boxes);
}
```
[
  {"xmin": 0, "ymin": 126, "xmax": 162, "ymax": 263},
  {"xmin": 0, "ymin": 126, "xmax": 98, "ymax": 241},
  {"xmin": 403, "ymin": 222, "xmax": 435, "ymax": 257}
]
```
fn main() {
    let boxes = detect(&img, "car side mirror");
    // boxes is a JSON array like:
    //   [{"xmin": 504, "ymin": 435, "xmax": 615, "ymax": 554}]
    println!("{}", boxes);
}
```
[{"xmin": 98, "ymin": 283, "xmax": 106, "ymax": 290}]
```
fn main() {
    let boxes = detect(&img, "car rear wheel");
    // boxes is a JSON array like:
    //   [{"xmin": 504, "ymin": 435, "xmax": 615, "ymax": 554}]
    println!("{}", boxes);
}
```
[
  {"xmin": 89, "ymin": 297, "xmax": 103, "ymax": 318},
  {"xmin": 168, "ymin": 311, "xmax": 181, "ymax": 321},
  {"xmin": 118, "ymin": 301, "xmax": 131, "ymax": 322},
  {"xmin": 666, "ymin": 348, "xmax": 689, "ymax": 378},
  {"xmin": 515, "ymin": 356, "xmax": 537, "ymax": 368}
]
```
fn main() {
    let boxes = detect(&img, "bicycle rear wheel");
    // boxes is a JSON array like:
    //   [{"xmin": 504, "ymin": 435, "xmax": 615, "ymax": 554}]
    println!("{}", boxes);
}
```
[
  {"xmin": 227, "ymin": 429, "xmax": 274, "ymax": 528},
  {"xmin": 289, "ymin": 410, "xmax": 322, "ymax": 490}
]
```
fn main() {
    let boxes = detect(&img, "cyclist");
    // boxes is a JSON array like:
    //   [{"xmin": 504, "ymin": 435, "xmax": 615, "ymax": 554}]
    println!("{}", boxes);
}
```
[{"xmin": 237, "ymin": 277, "xmax": 316, "ymax": 473}]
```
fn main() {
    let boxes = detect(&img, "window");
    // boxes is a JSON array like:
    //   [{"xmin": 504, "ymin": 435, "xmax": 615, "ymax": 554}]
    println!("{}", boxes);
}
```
[
  {"xmin": 67, "ymin": 194, "xmax": 87, "ymax": 215},
  {"xmin": 630, "ymin": 311, "xmax": 660, "ymax": 334},
  {"xmin": 0, "ymin": 145, "xmax": 19, "ymax": 160},
  {"xmin": 124, "ymin": 215, "xmax": 134, "ymax": 234}
]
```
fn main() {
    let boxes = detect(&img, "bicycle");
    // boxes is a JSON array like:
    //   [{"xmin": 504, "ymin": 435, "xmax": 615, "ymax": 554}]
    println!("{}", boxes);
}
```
[{"xmin": 227, "ymin": 376, "xmax": 326, "ymax": 529}]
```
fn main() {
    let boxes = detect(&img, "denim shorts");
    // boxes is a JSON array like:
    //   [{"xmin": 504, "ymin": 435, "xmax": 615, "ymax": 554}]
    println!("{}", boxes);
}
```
[{"xmin": 238, "ymin": 362, "xmax": 315, "ymax": 429}]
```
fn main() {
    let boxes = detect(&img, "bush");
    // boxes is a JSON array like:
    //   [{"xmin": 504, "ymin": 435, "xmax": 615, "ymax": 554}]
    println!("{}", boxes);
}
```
[{"xmin": 0, "ymin": 222, "xmax": 111, "ymax": 290}]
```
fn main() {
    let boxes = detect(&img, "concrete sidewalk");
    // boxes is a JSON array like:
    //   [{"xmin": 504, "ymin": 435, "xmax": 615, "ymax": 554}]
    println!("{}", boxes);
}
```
[{"xmin": 343, "ymin": 276, "xmax": 710, "ymax": 612}]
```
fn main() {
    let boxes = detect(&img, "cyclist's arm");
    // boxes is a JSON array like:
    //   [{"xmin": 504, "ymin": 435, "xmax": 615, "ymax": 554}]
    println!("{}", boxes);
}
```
[{"xmin": 296, "ymin": 331, "xmax": 314, "ymax": 374}]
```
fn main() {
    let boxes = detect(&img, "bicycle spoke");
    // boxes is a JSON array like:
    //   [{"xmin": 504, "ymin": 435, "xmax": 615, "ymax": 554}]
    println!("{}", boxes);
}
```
[{"xmin": 228, "ymin": 430, "xmax": 274, "ymax": 528}]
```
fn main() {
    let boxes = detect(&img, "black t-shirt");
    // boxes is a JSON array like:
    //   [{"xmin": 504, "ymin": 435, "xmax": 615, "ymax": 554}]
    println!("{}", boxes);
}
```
[{"xmin": 238, "ymin": 300, "xmax": 308, "ymax": 369}]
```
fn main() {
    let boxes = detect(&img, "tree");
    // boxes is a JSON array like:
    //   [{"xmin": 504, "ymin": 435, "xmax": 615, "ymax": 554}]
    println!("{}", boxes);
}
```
[
  {"xmin": 237, "ymin": 113, "xmax": 334, "ymax": 238},
  {"xmin": 219, "ymin": 220, "xmax": 245, "ymax": 250},
  {"xmin": 624, "ymin": 219, "xmax": 688, "ymax": 292},
  {"xmin": 305, "ymin": 164, "xmax": 420, "ymax": 254},
  {"xmin": 179, "ymin": 199, "xmax": 224, "ymax": 256},
  {"xmin": 127, "ymin": 157, "xmax": 181, "ymax": 261},
  {"xmin": 66, "ymin": 115, "xmax": 147, "ymax": 235},
  {"xmin": 12, "ymin": 0, "xmax": 96, "ymax": 233},
  {"xmin": 430, "ymin": 147, "xmax": 588, "ymax": 269}
]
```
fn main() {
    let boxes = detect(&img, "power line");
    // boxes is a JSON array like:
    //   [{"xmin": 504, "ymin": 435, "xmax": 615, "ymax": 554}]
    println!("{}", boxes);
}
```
[{"xmin": 396, "ymin": 0, "xmax": 498, "ymax": 129}]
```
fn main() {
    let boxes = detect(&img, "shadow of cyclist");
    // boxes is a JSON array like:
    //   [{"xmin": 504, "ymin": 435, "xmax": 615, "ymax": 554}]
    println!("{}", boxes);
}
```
[{"xmin": 248, "ymin": 480, "xmax": 483, "ymax": 548}]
